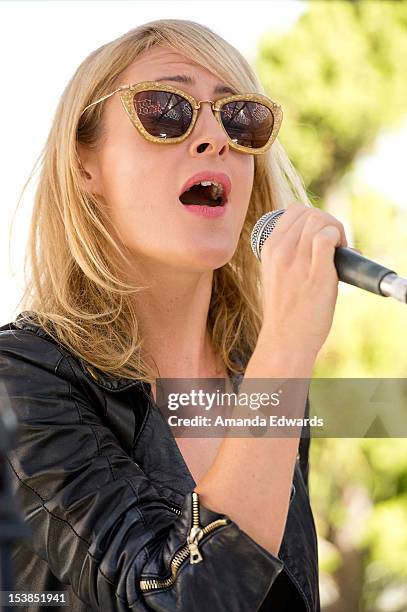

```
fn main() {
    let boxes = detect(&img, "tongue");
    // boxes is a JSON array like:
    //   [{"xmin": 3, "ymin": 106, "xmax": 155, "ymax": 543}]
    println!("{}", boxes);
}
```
[{"xmin": 180, "ymin": 184, "xmax": 219, "ymax": 206}]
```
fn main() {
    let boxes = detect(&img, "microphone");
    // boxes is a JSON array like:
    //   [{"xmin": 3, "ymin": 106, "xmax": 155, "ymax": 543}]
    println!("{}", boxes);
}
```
[{"xmin": 250, "ymin": 209, "xmax": 407, "ymax": 304}]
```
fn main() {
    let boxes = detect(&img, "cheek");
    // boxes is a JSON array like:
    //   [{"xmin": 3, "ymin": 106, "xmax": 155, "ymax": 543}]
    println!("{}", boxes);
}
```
[
  {"xmin": 100, "ymin": 141, "xmax": 163, "ymax": 216},
  {"xmin": 234, "ymin": 156, "xmax": 255, "ymax": 218},
  {"xmin": 98, "ymin": 144, "xmax": 181, "ymax": 249}
]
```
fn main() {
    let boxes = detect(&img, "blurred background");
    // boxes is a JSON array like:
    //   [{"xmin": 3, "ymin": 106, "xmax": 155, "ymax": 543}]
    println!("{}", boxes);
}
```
[{"xmin": 1, "ymin": 1, "xmax": 406, "ymax": 610}]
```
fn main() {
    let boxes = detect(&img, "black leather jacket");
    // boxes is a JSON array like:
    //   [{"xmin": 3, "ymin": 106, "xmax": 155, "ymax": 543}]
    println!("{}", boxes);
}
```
[{"xmin": 0, "ymin": 313, "xmax": 320, "ymax": 611}]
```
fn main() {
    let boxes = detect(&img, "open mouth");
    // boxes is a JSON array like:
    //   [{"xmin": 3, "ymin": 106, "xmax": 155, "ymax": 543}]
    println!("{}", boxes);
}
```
[{"xmin": 179, "ymin": 182, "xmax": 226, "ymax": 207}]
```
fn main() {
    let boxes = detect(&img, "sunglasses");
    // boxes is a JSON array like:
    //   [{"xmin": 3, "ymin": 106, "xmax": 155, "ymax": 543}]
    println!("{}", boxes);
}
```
[{"xmin": 80, "ymin": 81, "xmax": 283, "ymax": 155}]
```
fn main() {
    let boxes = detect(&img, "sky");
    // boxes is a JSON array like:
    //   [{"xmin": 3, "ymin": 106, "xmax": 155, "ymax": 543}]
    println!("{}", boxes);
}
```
[{"xmin": 0, "ymin": 0, "xmax": 405, "ymax": 323}]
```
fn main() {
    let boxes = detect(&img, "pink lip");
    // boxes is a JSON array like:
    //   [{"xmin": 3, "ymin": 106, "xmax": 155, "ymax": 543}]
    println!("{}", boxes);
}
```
[
  {"xmin": 179, "ymin": 171, "xmax": 232, "ymax": 200},
  {"xmin": 181, "ymin": 201, "xmax": 228, "ymax": 218}
]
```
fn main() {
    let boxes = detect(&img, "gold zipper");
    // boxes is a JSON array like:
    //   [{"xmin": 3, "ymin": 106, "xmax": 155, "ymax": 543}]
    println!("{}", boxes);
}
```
[{"xmin": 140, "ymin": 491, "xmax": 228, "ymax": 592}]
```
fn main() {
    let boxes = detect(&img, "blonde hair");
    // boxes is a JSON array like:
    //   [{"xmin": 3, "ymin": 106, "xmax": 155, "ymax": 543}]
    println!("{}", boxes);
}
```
[{"xmin": 16, "ymin": 18, "xmax": 311, "ymax": 385}]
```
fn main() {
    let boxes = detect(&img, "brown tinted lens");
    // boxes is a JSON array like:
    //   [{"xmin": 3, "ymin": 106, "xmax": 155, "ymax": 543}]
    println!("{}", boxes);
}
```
[
  {"xmin": 133, "ymin": 90, "xmax": 193, "ymax": 138},
  {"xmin": 220, "ymin": 100, "xmax": 274, "ymax": 148}
]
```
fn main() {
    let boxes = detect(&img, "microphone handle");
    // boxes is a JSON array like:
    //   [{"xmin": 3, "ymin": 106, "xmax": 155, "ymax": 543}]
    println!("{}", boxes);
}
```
[{"xmin": 334, "ymin": 247, "xmax": 407, "ymax": 302}]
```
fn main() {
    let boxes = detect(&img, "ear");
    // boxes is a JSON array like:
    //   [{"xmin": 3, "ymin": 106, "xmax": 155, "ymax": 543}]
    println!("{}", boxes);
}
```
[{"xmin": 77, "ymin": 142, "xmax": 104, "ymax": 197}]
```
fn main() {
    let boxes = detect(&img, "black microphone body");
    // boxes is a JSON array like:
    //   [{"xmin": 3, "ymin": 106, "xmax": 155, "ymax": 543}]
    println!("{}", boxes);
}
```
[
  {"xmin": 333, "ymin": 247, "xmax": 393, "ymax": 296},
  {"xmin": 250, "ymin": 209, "xmax": 407, "ymax": 304}
]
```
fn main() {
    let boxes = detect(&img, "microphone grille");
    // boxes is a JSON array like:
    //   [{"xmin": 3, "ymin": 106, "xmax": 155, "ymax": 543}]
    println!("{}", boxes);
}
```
[{"xmin": 250, "ymin": 209, "xmax": 285, "ymax": 261}]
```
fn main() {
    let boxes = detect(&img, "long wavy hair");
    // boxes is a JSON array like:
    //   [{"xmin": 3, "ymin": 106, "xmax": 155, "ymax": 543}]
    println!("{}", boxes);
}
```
[{"xmin": 16, "ymin": 19, "xmax": 311, "ymax": 385}]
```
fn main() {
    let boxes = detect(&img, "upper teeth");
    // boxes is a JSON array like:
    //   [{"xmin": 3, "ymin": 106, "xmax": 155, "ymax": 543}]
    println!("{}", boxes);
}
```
[{"xmin": 196, "ymin": 180, "xmax": 224, "ymax": 199}]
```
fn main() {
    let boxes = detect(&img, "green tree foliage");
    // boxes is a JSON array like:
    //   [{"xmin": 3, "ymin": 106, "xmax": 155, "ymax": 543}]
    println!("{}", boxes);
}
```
[
  {"xmin": 255, "ymin": 0, "xmax": 407, "ymax": 200},
  {"xmin": 310, "ymin": 438, "xmax": 407, "ymax": 611},
  {"xmin": 315, "ymin": 184, "xmax": 407, "ymax": 378}
]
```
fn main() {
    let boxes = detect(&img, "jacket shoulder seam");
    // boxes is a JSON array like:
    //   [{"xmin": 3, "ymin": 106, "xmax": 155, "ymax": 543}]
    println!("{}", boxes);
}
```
[
  {"xmin": 0, "ymin": 324, "xmax": 138, "ymax": 393},
  {"xmin": 0, "ymin": 327, "xmax": 69, "ymax": 361}
]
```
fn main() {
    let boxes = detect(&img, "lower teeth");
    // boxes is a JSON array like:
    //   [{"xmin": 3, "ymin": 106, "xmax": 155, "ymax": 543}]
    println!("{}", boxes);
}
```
[{"xmin": 187, "ymin": 202, "xmax": 220, "ymax": 207}]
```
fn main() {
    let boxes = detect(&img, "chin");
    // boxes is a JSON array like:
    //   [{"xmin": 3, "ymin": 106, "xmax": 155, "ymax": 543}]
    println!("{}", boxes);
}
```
[
  {"xmin": 124, "ymin": 243, "xmax": 235, "ymax": 270},
  {"xmin": 187, "ymin": 245, "xmax": 236, "ymax": 271}
]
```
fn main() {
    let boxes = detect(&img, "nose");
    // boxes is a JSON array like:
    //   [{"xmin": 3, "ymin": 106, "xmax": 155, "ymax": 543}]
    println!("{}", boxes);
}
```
[{"xmin": 188, "ymin": 100, "xmax": 230, "ymax": 157}]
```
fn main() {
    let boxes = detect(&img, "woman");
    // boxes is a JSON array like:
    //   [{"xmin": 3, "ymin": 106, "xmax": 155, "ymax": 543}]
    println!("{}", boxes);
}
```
[{"xmin": 0, "ymin": 19, "xmax": 348, "ymax": 611}]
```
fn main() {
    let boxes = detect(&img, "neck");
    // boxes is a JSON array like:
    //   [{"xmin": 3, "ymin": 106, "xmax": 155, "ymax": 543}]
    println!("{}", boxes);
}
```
[{"xmin": 132, "ymin": 263, "xmax": 225, "ymax": 380}]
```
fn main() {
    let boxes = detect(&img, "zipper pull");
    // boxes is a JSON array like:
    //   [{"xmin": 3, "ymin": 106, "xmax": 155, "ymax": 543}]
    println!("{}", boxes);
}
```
[{"xmin": 187, "ymin": 525, "xmax": 204, "ymax": 564}]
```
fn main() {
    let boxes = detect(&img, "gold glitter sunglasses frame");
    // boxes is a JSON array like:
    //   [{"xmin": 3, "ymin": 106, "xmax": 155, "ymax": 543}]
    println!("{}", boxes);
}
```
[{"xmin": 80, "ymin": 81, "xmax": 283, "ymax": 155}]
